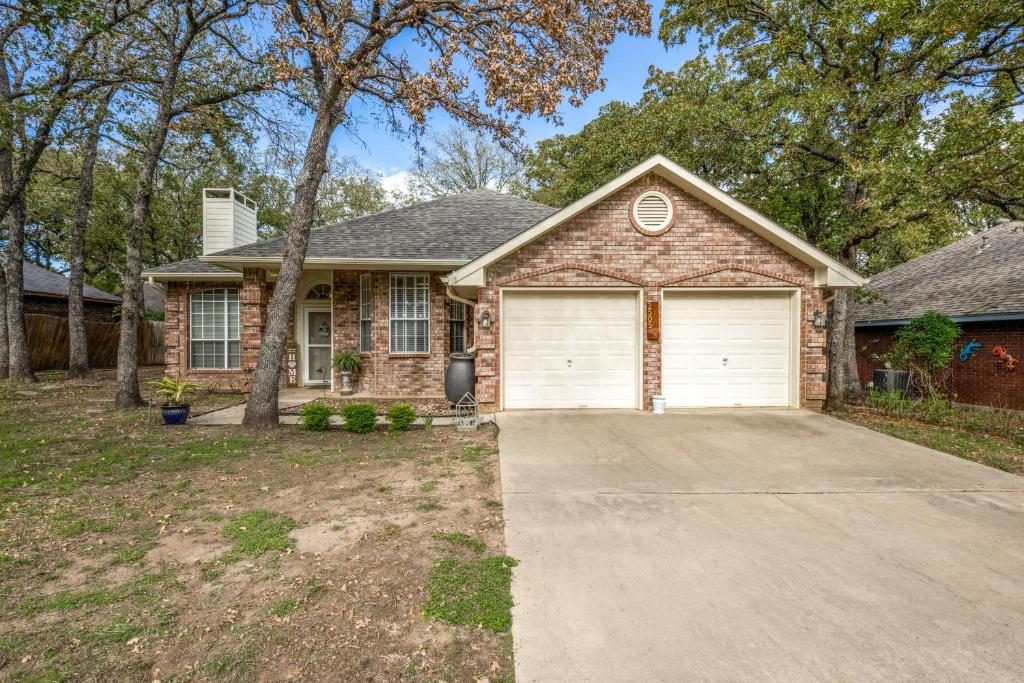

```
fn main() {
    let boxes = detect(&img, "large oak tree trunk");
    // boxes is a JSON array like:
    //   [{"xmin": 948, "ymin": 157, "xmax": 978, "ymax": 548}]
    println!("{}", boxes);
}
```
[
  {"xmin": 68, "ymin": 88, "xmax": 114, "ymax": 379},
  {"xmin": 5, "ymin": 193, "xmax": 35, "ymax": 381},
  {"xmin": 825, "ymin": 285, "xmax": 863, "ymax": 407},
  {"xmin": 242, "ymin": 103, "xmax": 338, "ymax": 428},
  {"xmin": 115, "ymin": 68, "xmax": 180, "ymax": 408},
  {"xmin": 0, "ymin": 251, "xmax": 9, "ymax": 379}
]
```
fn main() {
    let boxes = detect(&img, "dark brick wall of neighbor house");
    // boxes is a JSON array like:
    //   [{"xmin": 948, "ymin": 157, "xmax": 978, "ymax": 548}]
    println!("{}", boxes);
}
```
[
  {"xmin": 856, "ymin": 320, "xmax": 1024, "ymax": 411},
  {"xmin": 25, "ymin": 294, "xmax": 119, "ymax": 322}
]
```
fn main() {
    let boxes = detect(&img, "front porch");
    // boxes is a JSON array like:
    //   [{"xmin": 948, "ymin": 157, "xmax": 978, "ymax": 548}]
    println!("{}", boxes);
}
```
[{"xmin": 163, "ymin": 267, "xmax": 474, "ymax": 399}]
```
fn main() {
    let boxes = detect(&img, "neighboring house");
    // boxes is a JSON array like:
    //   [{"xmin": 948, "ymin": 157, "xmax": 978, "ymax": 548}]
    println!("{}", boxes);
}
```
[
  {"xmin": 142, "ymin": 281, "xmax": 165, "ymax": 318},
  {"xmin": 855, "ymin": 220, "xmax": 1024, "ymax": 410},
  {"xmin": 142, "ymin": 157, "xmax": 864, "ymax": 411},
  {"xmin": 23, "ymin": 261, "xmax": 121, "ymax": 321}
]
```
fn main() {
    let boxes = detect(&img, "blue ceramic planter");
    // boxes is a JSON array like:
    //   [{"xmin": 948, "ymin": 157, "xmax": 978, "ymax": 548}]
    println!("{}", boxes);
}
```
[{"xmin": 161, "ymin": 404, "xmax": 191, "ymax": 425}]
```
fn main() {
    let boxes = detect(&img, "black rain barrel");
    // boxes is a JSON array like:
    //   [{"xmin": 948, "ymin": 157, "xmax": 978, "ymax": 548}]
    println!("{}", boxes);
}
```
[{"xmin": 445, "ymin": 353, "xmax": 476, "ymax": 403}]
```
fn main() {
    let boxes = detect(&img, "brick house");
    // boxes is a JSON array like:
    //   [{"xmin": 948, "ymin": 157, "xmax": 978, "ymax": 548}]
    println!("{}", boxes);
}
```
[
  {"xmin": 23, "ymin": 261, "xmax": 121, "ymax": 321},
  {"xmin": 855, "ymin": 220, "xmax": 1024, "ymax": 410},
  {"xmin": 143, "ymin": 157, "xmax": 864, "ymax": 410}
]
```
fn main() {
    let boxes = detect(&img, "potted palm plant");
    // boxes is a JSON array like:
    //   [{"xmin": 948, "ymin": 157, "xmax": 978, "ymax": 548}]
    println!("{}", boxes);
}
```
[
  {"xmin": 151, "ymin": 376, "xmax": 202, "ymax": 425},
  {"xmin": 331, "ymin": 351, "xmax": 362, "ymax": 396}
]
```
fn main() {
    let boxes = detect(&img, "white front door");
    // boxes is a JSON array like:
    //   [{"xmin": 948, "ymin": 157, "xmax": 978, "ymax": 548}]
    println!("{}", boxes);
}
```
[
  {"xmin": 304, "ymin": 308, "xmax": 332, "ymax": 385},
  {"xmin": 661, "ymin": 291, "xmax": 793, "ymax": 407},
  {"xmin": 502, "ymin": 290, "xmax": 639, "ymax": 409}
]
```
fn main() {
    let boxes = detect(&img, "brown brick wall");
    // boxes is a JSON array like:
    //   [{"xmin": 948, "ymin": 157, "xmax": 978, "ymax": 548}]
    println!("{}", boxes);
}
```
[
  {"xmin": 474, "ymin": 172, "xmax": 828, "ymax": 410},
  {"xmin": 332, "ymin": 270, "xmax": 451, "ymax": 397},
  {"xmin": 164, "ymin": 270, "xmax": 281, "ymax": 392},
  {"xmin": 856, "ymin": 321, "xmax": 1024, "ymax": 411}
]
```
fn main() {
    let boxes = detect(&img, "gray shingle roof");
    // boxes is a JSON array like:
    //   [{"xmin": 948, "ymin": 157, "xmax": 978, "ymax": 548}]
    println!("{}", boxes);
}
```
[
  {"xmin": 143, "ymin": 258, "xmax": 240, "ymax": 276},
  {"xmin": 23, "ymin": 261, "xmax": 121, "ymax": 304},
  {"xmin": 207, "ymin": 189, "xmax": 556, "ymax": 262},
  {"xmin": 142, "ymin": 281, "xmax": 165, "ymax": 312},
  {"xmin": 856, "ymin": 221, "xmax": 1024, "ymax": 323}
]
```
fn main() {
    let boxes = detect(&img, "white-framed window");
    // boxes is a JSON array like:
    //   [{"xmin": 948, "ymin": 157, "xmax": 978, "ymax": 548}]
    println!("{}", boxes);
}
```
[
  {"xmin": 306, "ymin": 283, "xmax": 331, "ymax": 300},
  {"xmin": 190, "ymin": 288, "xmax": 240, "ymax": 369},
  {"xmin": 449, "ymin": 300, "xmax": 467, "ymax": 353},
  {"xmin": 390, "ymin": 273, "xmax": 429, "ymax": 353},
  {"xmin": 359, "ymin": 274, "xmax": 372, "ymax": 353}
]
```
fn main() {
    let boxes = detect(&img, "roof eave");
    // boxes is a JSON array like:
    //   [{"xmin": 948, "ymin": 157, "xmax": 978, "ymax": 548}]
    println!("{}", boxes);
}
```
[
  {"xmin": 142, "ymin": 271, "xmax": 243, "ymax": 281},
  {"xmin": 198, "ymin": 255, "xmax": 468, "ymax": 269}
]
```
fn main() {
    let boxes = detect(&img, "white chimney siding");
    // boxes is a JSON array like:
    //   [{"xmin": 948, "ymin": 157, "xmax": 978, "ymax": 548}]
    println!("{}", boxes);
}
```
[{"xmin": 202, "ymin": 188, "xmax": 258, "ymax": 255}]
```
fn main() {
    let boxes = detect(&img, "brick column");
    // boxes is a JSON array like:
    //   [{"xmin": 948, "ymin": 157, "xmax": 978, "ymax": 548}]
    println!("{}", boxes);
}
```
[
  {"xmin": 801, "ymin": 288, "xmax": 827, "ymax": 409},
  {"xmin": 474, "ymin": 286, "xmax": 499, "ymax": 409},
  {"xmin": 163, "ymin": 283, "xmax": 186, "ymax": 373},
  {"xmin": 240, "ymin": 268, "xmax": 269, "ymax": 390}
]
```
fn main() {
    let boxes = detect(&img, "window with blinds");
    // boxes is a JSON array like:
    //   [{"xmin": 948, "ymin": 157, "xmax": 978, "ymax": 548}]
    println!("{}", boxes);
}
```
[
  {"xmin": 449, "ymin": 300, "xmax": 466, "ymax": 353},
  {"xmin": 390, "ymin": 273, "xmax": 429, "ymax": 353},
  {"xmin": 190, "ymin": 288, "xmax": 240, "ymax": 369}
]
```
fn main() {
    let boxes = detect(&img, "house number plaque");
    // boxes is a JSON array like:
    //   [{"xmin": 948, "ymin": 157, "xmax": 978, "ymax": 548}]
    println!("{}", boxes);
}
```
[{"xmin": 645, "ymin": 301, "xmax": 660, "ymax": 341}]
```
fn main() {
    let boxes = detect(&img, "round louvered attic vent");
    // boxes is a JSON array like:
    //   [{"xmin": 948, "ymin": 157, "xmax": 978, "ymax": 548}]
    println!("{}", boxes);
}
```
[{"xmin": 631, "ymin": 190, "xmax": 674, "ymax": 234}]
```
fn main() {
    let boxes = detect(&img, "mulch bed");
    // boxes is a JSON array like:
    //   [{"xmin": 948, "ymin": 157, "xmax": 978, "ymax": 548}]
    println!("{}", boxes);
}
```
[{"xmin": 280, "ymin": 396, "xmax": 455, "ymax": 417}]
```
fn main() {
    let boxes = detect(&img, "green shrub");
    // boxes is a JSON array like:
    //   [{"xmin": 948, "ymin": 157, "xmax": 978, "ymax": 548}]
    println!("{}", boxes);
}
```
[
  {"xmin": 298, "ymin": 403, "xmax": 334, "ymax": 431},
  {"xmin": 884, "ymin": 312, "xmax": 960, "ymax": 398},
  {"xmin": 341, "ymin": 402, "xmax": 378, "ymax": 433},
  {"xmin": 386, "ymin": 403, "xmax": 417, "ymax": 433}
]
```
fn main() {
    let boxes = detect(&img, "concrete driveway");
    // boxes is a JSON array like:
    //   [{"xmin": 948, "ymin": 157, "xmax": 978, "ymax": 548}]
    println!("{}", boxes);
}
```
[{"xmin": 497, "ymin": 410, "xmax": 1024, "ymax": 682}]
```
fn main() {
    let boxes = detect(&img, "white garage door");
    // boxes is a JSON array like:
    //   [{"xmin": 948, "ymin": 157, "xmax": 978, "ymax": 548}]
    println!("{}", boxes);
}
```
[
  {"xmin": 662, "ymin": 291, "xmax": 793, "ymax": 407},
  {"xmin": 503, "ymin": 290, "xmax": 638, "ymax": 409}
]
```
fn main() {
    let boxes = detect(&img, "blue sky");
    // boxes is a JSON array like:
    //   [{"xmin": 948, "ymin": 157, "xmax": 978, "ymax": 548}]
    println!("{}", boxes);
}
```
[{"xmin": 331, "ymin": 1, "xmax": 698, "ymax": 190}]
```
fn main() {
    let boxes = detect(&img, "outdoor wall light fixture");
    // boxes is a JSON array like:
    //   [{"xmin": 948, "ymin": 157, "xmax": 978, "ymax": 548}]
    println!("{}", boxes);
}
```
[
  {"xmin": 479, "ymin": 310, "xmax": 493, "ymax": 329},
  {"xmin": 813, "ymin": 311, "xmax": 827, "ymax": 328}
]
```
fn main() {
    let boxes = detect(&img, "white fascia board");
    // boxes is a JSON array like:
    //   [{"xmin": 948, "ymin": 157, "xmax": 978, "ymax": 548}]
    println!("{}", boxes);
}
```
[
  {"xmin": 199, "ymin": 255, "xmax": 467, "ymax": 270},
  {"xmin": 448, "ymin": 154, "xmax": 867, "ymax": 289},
  {"xmin": 142, "ymin": 272, "xmax": 242, "ymax": 281}
]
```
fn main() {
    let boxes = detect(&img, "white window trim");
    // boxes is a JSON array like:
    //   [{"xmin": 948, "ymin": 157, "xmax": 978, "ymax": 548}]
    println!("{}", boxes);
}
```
[
  {"xmin": 389, "ymin": 272, "xmax": 430, "ymax": 354},
  {"xmin": 359, "ymin": 274, "xmax": 372, "ymax": 353},
  {"xmin": 189, "ymin": 288, "xmax": 240, "ymax": 370},
  {"xmin": 306, "ymin": 283, "xmax": 331, "ymax": 300},
  {"xmin": 632, "ymin": 190, "xmax": 674, "ymax": 233}
]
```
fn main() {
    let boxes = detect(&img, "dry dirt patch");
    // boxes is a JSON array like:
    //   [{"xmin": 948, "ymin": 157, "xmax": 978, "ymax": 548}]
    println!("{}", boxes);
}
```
[{"xmin": 0, "ymin": 373, "xmax": 512, "ymax": 682}]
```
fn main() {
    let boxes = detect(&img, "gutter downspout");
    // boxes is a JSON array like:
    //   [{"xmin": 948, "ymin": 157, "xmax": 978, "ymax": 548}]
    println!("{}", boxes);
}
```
[{"xmin": 443, "ymin": 281, "xmax": 478, "ymax": 354}]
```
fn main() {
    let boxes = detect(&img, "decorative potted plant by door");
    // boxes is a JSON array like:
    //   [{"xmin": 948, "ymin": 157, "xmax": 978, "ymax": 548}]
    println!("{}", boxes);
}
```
[
  {"xmin": 331, "ymin": 351, "xmax": 362, "ymax": 396},
  {"xmin": 151, "ymin": 376, "xmax": 202, "ymax": 425}
]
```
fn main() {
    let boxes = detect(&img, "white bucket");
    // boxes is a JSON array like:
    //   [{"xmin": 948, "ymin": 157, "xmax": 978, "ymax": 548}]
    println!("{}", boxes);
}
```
[{"xmin": 651, "ymin": 396, "xmax": 666, "ymax": 414}]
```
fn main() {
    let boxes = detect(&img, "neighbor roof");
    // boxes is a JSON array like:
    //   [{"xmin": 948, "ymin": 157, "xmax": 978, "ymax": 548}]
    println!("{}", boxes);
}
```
[
  {"xmin": 856, "ymin": 221, "xmax": 1024, "ymax": 324},
  {"xmin": 198, "ymin": 189, "xmax": 556, "ymax": 267},
  {"xmin": 447, "ymin": 155, "xmax": 866, "ymax": 289},
  {"xmin": 142, "ymin": 281, "xmax": 165, "ymax": 313},
  {"xmin": 22, "ymin": 261, "xmax": 121, "ymax": 304}
]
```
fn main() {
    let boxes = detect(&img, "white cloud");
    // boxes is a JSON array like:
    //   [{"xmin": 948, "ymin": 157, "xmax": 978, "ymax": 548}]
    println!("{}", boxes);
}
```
[{"xmin": 380, "ymin": 170, "xmax": 411, "ymax": 194}]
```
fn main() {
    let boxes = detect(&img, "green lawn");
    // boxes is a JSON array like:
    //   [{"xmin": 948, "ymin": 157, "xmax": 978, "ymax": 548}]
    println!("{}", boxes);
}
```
[{"xmin": 831, "ymin": 393, "xmax": 1024, "ymax": 477}]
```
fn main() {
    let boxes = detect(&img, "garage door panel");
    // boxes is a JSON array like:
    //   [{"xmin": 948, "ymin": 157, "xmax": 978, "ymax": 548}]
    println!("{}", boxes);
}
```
[
  {"xmin": 503, "ymin": 291, "xmax": 638, "ymax": 409},
  {"xmin": 663, "ymin": 292, "xmax": 793, "ymax": 408}
]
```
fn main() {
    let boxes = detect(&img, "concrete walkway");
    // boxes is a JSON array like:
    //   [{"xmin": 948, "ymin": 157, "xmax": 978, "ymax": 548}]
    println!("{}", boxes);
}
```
[{"xmin": 497, "ymin": 410, "xmax": 1024, "ymax": 682}]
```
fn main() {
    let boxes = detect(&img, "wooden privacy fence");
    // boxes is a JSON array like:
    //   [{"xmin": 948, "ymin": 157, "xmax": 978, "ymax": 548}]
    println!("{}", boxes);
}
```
[{"xmin": 26, "ymin": 314, "xmax": 165, "ymax": 370}]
